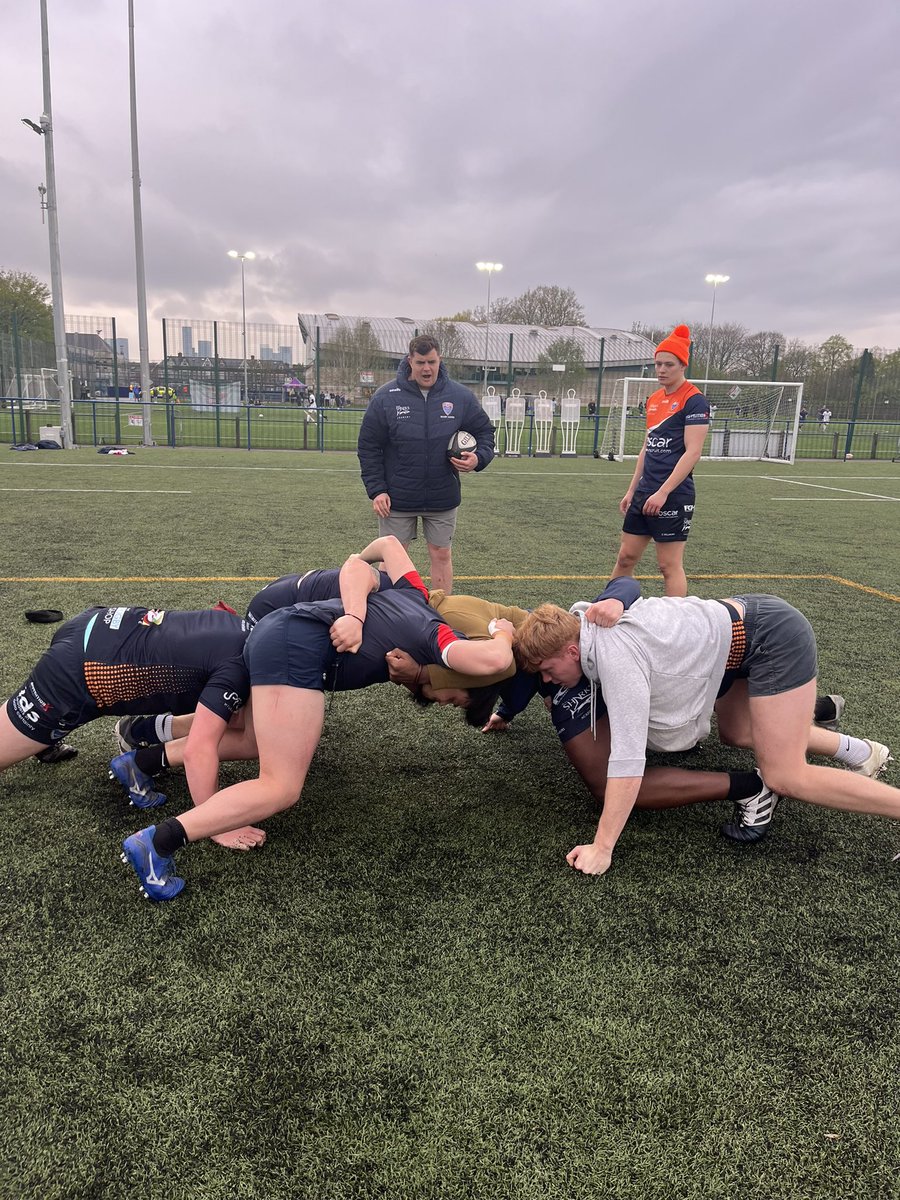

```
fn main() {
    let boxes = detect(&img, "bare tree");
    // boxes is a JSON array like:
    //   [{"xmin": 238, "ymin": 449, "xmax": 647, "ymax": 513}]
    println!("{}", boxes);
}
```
[
  {"xmin": 477, "ymin": 285, "xmax": 587, "ymax": 327},
  {"xmin": 739, "ymin": 330, "xmax": 785, "ymax": 379},
  {"xmin": 320, "ymin": 319, "xmax": 383, "ymax": 388},
  {"xmin": 421, "ymin": 319, "xmax": 468, "ymax": 376}
]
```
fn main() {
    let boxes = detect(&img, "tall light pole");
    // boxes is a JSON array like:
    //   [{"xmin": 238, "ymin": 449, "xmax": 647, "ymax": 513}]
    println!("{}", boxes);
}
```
[
  {"xmin": 703, "ymin": 273, "xmax": 729, "ymax": 382},
  {"xmin": 476, "ymin": 261, "xmax": 502, "ymax": 392},
  {"xmin": 129, "ymin": 0, "xmax": 153, "ymax": 445},
  {"xmin": 24, "ymin": 0, "xmax": 73, "ymax": 443},
  {"xmin": 228, "ymin": 250, "xmax": 255, "ymax": 402}
]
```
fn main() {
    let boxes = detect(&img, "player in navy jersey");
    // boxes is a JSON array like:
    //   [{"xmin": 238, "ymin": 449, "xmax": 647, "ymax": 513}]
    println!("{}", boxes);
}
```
[
  {"xmin": 612, "ymin": 324, "xmax": 710, "ymax": 596},
  {"xmin": 245, "ymin": 567, "xmax": 392, "ymax": 627},
  {"xmin": 0, "ymin": 607, "xmax": 256, "ymax": 842},
  {"xmin": 121, "ymin": 537, "xmax": 517, "ymax": 901}
]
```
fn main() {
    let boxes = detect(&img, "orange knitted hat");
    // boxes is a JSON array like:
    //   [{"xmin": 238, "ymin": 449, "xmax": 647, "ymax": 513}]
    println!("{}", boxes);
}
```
[{"xmin": 655, "ymin": 324, "xmax": 691, "ymax": 365}]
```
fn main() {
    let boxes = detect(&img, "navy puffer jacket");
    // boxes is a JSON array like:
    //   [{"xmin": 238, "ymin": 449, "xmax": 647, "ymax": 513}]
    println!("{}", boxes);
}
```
[{"xmin": 357, "ymin": 362, "xmax": 495, "ymax": 512}]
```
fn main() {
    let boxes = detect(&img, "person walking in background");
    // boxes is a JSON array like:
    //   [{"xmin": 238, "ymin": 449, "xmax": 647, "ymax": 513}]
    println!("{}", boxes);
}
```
[
  {"xmin": 610, "ymin": 324, "xmax": 710, "ymax": 597},
  {"xmin": 357, "ymin": 334, "xmax": 494, "ymax": 594}
]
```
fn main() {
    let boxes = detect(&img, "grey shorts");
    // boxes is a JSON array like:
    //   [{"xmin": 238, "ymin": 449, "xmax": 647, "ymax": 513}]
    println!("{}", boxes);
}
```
[
  {"xmin": 379, "ymin": 508, "xmax": 458, "ymax": 548},
  {"xmin": 728, "ymin": 594, "xmax": 818, "ymax": 697}
]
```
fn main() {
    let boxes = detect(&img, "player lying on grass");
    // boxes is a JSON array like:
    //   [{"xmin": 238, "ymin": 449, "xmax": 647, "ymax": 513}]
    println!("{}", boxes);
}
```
[
  {"xmin": 0, "ymin": 605, "xmax": 268, "ymax": 850},
  {"xmin": 121, "ymin": 536, "xmax": 518, "ymax": 901},
  {"xmin": 514, "ymin": 594, "xmax": 896, "ymax": 875}
]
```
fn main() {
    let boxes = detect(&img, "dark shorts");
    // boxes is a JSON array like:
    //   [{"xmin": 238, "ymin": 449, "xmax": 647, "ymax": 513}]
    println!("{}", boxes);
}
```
[
  {"xmin": 622, "ymin": 493, "xmax": 694, "ymax": 542},
  {"xmin": 719, "ymin": 595, "xmax": 817, "ymax": 699},
  {"xmin": 5, "ymin": 611, "xmax": 101, "ymax": 744},
  {"xmin": 244, "ymin": 608, "xmax": 338, "ymax": 691},
  {"xmin": 549, "ymin": 677, "xmax": 609, "ymax": 744}
]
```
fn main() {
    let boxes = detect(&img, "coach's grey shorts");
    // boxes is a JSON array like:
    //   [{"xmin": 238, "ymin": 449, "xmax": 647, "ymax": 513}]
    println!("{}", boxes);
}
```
[
  {"xmin": 379, "ymin": 508, "xmax": 458, "ymax": 548},
  {"xmin": 731, "ymin": 594, "xmax": 818, "ymax": 697}
]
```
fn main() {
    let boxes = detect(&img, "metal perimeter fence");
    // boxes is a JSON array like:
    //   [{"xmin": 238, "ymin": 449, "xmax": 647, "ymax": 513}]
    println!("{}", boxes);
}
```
[{"xmin": 1, "ymin": 397, "xmax": 899, "ymax": 461}]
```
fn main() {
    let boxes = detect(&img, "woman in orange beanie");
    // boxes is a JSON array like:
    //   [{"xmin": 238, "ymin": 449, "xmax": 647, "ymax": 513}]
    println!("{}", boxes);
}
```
[{"xmin": 611, "ymin": 324, "xmax": 710, "ymax": 596}]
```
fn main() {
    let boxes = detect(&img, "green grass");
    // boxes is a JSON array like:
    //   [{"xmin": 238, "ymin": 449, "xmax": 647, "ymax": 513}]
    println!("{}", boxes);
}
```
[{"xmin": 0, "ymin": 449, "xmax": 898, "ymax": 1199}]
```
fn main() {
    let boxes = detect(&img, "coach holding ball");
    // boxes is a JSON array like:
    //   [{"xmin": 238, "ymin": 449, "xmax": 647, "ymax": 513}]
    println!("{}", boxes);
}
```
[{"xmin": 358, "ymin": 334, "xmax": 494, "ymax": 594}]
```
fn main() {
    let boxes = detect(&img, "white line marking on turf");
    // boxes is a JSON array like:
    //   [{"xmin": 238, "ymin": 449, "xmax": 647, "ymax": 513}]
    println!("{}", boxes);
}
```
[
  {"xmin": 0, "ymin": 487, "xmax": 191, "ymax": 494},
  {"xmin": 760, "ymin": 476, "xmax": 900, "ymax": 502},
  {"xmin": 771, "ymin": 497, "xmax": 898, "ymax": 501}
]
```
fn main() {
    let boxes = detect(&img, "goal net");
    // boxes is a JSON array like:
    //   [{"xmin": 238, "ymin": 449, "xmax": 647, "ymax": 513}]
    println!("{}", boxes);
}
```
[{"xmin": 599, "ymin": 378, "xmax": 804, "ymax": 464}]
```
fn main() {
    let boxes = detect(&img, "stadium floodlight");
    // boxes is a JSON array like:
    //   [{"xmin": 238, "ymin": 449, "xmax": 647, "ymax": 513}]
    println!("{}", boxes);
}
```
[
  {"xmin": 476, "ymin": 262, "xmax": 503, "ymax": 392},
  {"xmin": 228, "ymin": 251, "xmax": 256, "ymax": 404},
  {"xmin": 704, "ymin": 273, "xmax": 730, "ymax": 383}
]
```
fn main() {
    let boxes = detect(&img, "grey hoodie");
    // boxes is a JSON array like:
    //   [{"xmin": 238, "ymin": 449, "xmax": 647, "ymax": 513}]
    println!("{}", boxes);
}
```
[{"xmin": 571, "ymin": 596, "xmax": 733, "ymax": 778}]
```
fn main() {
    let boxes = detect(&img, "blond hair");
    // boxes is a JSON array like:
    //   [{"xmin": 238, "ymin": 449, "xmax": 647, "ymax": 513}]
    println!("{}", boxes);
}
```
[{"xmin": 515, "ymin": 604, "xmax": 581, "ymax": 672}]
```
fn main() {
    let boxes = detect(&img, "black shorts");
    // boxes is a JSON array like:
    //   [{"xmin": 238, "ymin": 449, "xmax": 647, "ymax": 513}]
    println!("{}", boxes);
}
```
[
  {"xmin": 244, "ymin": 608, "xmax": 338, "ymax": 691},
  {"xmin": 622, "ymin": 493, "xmax": 695, "ymax": 542},
  {"xmin": 548, "ymin": 677, "xmax": 609, "ymax": 744},
  {"xmin": 5, "ymin": 611, "xmax": 102, "ymax": 744},
  {"xmin": 718, "ymin": 595, "xmax": 817, "ymax": 699}
]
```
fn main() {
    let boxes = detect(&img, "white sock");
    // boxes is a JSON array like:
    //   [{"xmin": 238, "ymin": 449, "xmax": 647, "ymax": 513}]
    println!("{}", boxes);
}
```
[
  {"xmin": 155, "ymin": 713, "xmax": 174, "ymax": 743},
  {"xmin": 833, "ymin": 735, "xmax": 870, "ymax": 766}
]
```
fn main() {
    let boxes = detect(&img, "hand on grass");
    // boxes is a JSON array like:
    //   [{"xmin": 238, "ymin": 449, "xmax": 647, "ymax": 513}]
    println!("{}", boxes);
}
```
[
  {"xmin": 481, "ymin": 714, "xmax": 510, "ymax": 733},
  {"xmin": 566, "ymin": 843, "xmax": 612, "ymax": 875}
]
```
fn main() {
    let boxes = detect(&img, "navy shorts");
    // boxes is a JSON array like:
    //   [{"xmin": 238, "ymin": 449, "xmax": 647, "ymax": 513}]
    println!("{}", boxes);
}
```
[
  {"xmin": 548, "ymin": 677, "xmax": 609, "ymax": 744},
  {"xmin": 5, "ymin": 611, "xmax": 101, "ymax": 744},
  {"xmin": 719, "ymin": 595, "xmax": 817, "ymax": 698},
  {"xmin": 244, "ymin": 608, "xmax": 338, "ymax": 691},
  {"xmin": 622, "ymin": 493, "xmax": 694, "ymax": 542}
]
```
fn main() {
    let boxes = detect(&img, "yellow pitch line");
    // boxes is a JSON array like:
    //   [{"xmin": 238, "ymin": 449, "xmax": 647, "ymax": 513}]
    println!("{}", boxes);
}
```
[{"xmin": 1, "ymin": 571, "xmax": 897, "ymax": 603}]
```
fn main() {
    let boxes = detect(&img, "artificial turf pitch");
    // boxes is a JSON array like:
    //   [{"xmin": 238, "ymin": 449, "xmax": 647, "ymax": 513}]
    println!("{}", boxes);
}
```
[{"xmin": 0, "ymin": 449, "xmax": 898, "ymax": 1200}]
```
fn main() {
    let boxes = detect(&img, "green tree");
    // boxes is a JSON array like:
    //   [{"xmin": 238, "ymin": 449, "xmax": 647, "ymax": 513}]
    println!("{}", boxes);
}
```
[
  {"xmin": 477, "ymin": 285, "xmax": 587, "ymax": 327},
  {"xmin": 0, "ymin": 268, "xmax": 53, "ymax": 341},
  {"xmin": 320, "ymin": 319, "xmax": 383, "ymax": 386},
  {"xmin": 421, "ymin": 319, "xmax": 468, "ymax": 375},
  {"xmin": 535, "ymin": 336, "xmax": 586, "ymax": 394},
  {"xmin": 818, "ymin": 334, "xmax": 855, "ymax": 406}
]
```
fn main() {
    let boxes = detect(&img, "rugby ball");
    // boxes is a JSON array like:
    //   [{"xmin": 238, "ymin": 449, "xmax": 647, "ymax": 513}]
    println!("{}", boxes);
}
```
[{"xmin": 448, "ymin": 430, "xmax": 477, "ymax": 460}]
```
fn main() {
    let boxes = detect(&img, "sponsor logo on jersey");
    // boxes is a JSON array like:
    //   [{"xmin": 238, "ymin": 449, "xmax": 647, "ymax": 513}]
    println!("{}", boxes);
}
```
[
  {"xmin": 394, "ymin": 405, "xmax": 411, "ymax": 419},
  {"xmin": 555, "ymin": 684, "xmax": 592, "ymax": 721},
  {"xmin": 13, "ymin": 689, "xmax": 40, "ymax": 725},
  {"xmin": 104, "ymin": 606, "xmax": 129, "ymax": 629},
  {"xmin": 646, "ymin": 435, "xmax": 673, "ymax": 449},
  {"xmin": 659, "ymin": 509, "xmax": 680, "ymax": 518},
  {"xmin": 222, "ymin": 691, "xmax": 244, "ymax": 713},
  {"xmin": 684, "ymin": 504, "xmax": 694, "ymax": 512},
  {"xmin": 140, "ymin": 609, "xmax": 166, "ymax": 626}
]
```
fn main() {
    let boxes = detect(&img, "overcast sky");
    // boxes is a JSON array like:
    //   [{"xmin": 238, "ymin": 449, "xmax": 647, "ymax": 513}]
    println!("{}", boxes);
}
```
[{"xmin": 1, "ymin": 0, "xmax": 898, "ymax": 356}]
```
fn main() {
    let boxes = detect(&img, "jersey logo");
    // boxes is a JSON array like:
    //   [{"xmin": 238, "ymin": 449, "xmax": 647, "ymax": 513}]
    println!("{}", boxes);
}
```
[
  {"xmin": 442, "ymin": 402, "xmax": 454, "ymax": 415},
  {"xmin": 140, "ymin": 610, "xmax": 166, "ymax": 626}
]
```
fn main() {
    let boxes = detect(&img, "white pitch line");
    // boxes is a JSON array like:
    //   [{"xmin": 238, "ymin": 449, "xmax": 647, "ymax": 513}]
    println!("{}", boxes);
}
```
[
  {"xmin": 0, "ymin": 487, "xmax": 192, "ymax": 494},
  {"xmin": 772, "ymin": 497, "xmax": 898, "ymax": 502},
  {"xmin": 760, "ymin": 476, "xmax": 900, "ymax": 502}
]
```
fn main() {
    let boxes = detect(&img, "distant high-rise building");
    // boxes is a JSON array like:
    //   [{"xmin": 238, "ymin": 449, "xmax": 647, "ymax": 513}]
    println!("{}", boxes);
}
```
[
  {"xmin": 260, "ymin": 344, "xmax": 273, "ymax": 362},
  {"xmin": 279, "ymin": 345, "xmax": 292, "ymax": 364},
  {"xmin": 181, "ymin": 326, "xmax": 194, "ymax": 357},
  {"xmin": 198, "ymin": 340, "xmax": 212, "ymax": 357}
]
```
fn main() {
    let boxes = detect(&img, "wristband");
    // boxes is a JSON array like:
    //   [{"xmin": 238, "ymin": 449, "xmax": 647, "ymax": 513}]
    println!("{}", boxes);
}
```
[{"xmin": 345, "ymin": 614, "xmax": 364, "ymax": 624}]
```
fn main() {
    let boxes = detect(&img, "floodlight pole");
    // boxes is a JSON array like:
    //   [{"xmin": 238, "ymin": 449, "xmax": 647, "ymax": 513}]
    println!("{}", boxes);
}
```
[
  {"xmin": 228, "ymin": 251, "xmax": 255, "ymax": 403},
  {"xmin": 128, "ymin": 0, "xmax": 153, "ymax": 445},
  {"xmin": 38, "ymin": 0, "xmax": 73, "ymax": 445},
  {"xmin": 704, "ymin": 273, "xmax": 729, "ymax": 384},
  {"xmin": 476, "ymin": 261, "xmax": 502, "ymax": 393}
]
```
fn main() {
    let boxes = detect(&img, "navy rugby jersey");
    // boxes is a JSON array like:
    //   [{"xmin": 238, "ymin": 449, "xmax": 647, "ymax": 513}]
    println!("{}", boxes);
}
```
[
  {"xmin": 81, "ymin": 606, "xmax": 250, "ymax": 720},
  {"xmin": 638, "ymin": 381, "xmax": 709, "ymax": 495},
  {"xmin": 249, "ymin": 571, "xmax": 462, "ymax": 692},
  {"xmin": 245, "ymin": 568, "xmax": 391, "ymax": 627}
]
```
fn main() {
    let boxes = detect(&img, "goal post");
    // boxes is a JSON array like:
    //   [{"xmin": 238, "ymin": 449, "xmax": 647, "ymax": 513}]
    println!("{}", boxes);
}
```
[{"xmin": 602, "ymin": 378, "xmax": 804, "ymax": 464}]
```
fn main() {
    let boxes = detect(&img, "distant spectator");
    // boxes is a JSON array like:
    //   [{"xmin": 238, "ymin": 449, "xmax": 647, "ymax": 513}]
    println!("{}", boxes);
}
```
[
  {"xmin": 819, "ymin": 406, "xmax": 832, "ymax": 429},
  {"xmin": 799, "ymin": 406, "xmax": 808, "ymax": 426}
]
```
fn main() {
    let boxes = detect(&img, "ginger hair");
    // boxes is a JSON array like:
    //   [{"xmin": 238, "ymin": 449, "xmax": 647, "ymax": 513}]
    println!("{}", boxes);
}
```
[{"xmin": 514, "ymin": 604, "xmax": 581, "ymax": 672}]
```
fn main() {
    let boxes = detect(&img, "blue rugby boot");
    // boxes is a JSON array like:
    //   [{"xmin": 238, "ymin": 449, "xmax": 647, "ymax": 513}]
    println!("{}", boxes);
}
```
[
  {"xmin": 108, "ymin": 750, "xmax": 167, "ymax": 809},
  {"xmin": 121, "ymin": 827, "xmax": 185, "ymax": 902}
]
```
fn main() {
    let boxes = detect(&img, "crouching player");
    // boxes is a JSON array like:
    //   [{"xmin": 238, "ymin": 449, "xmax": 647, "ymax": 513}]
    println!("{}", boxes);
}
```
[{"xmin": 121, "ymin": 537, "xmax": 517, "ymax": 901}]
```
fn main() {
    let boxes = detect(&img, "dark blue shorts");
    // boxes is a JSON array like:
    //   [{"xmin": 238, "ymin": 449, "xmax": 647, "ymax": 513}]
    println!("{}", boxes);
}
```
[
  {"xmin": 549, "ymin": 677, "xmax": 608, "ymax": 744},
  {"xmin": 622, "ymin": 493, "xmax": 694, "ymax": 542},
  {"xmin": 5, "ymin": 611, "xmax": 101, "ymax": 744},
  {"xmin": 244, "ymin": 608, "xmax": 338, "ymax": 691}
]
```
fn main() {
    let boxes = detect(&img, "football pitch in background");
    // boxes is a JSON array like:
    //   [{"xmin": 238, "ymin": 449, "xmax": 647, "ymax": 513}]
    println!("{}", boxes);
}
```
[{"xmin": 1, "ymin": 449, "xmax": 898, "ymax": 1200}]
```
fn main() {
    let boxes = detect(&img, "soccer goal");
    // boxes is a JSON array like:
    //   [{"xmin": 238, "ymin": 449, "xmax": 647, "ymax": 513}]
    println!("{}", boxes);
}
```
[{"xmin": 599, "ymin": 378, "xmax": 804, "ymax": 464}]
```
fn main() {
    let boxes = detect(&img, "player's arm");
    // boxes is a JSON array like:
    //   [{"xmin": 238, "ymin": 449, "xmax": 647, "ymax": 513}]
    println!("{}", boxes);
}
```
[
  {"xmin": 621, "ymin": 441, "xmax": 647, "ymax": 513},
  {"xmin": 334, "ymin": 537, "xmax": 417, "ymax": 652},
  {"xmin": 566, "ymin": 775, "xmax": 643, "ymax": 875},
  {"xmin": 178, "ymin": 702, "xmax": 231, "ymax": 809},
  {"xmin": 443, "ymin": 619, "xmax": 515, "ymax": 675},
  {"xmin": 583, "ymin": 577, "xmax": 640, "ymax": 626}
]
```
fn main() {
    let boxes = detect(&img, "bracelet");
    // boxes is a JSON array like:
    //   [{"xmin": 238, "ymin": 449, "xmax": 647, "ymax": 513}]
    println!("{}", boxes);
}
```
[{"xmin": 345, "ymin": 614, "xmax": 364, "ymax": 624}]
